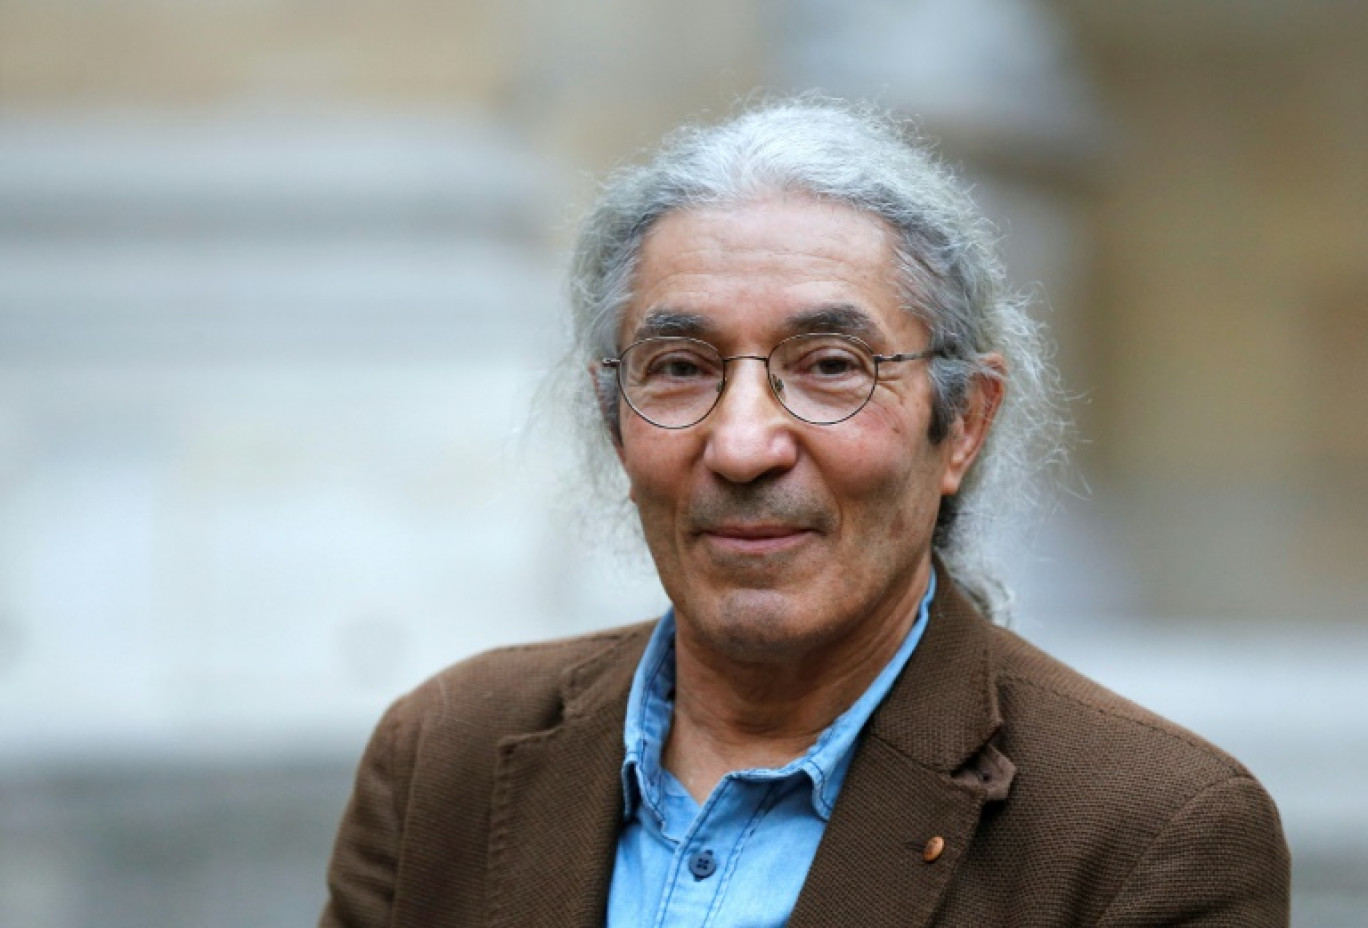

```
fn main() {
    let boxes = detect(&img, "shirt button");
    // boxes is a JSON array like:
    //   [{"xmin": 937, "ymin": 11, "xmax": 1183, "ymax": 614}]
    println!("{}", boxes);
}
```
[{"xmin": 688, "ymin": 849, "xmax": 717, "ymax": 880}]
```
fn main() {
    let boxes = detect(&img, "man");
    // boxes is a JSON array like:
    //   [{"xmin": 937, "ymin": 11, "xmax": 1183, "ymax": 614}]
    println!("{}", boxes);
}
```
[{"xmin": 320, "ymin": 99, "xmax": 1290, "ymax": 927}]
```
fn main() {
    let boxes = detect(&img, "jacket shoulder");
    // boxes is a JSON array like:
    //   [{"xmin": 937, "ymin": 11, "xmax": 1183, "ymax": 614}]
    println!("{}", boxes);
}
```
[
  {"xmin": 976, "ymin": 624, "xmax": 1288, "ymax": 919},
  {"xmin": 921, "ymin": 623, "xmax": 1291, "ymax": 925},
  {"xmin": 389, "ymin": 620, "xmax": 656, "ymax": 745},
  {"xmin": 987, "ymin": 624, "xmax": 1251, "ymax": 784},
  {"xmin": 320, "ymin": 622, "xmax": 654, "ymax": 928}
]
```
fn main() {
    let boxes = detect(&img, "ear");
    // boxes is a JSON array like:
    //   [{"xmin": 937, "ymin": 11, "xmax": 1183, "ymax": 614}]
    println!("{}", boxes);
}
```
[{"xmin": 939, "ymin": 353, "xmax": 1006, "ymax": 497}]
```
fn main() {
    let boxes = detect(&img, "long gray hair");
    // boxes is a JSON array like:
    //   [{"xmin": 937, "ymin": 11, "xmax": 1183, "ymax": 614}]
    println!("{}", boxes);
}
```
[{"xmin": 561, "ymin": 97, "xmax": 1068, "ymax": 622}]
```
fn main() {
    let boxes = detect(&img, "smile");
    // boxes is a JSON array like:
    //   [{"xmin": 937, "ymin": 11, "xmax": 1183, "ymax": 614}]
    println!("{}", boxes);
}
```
[{"xmin": 698, "ymin": 525, "xmax": 816, "ymax": 556}]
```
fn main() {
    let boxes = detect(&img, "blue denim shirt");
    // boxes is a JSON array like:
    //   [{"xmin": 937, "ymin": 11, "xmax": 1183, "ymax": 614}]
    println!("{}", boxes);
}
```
[{"xmin": 607, "ymin": 572, "xmax": 934, "ymax": 928}]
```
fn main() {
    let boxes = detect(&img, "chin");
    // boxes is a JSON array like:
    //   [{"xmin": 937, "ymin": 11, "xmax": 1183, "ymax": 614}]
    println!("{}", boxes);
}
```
[{"xmin": 690, "ymin": 589, "xmax": 835, "ymax": 663}]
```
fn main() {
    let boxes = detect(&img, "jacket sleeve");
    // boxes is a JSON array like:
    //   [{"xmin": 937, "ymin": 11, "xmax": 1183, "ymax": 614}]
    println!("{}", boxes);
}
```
[
  {"xmin": 319, "ymin": 700, "xmax": 408, "ymax": 928},
  {"xmin": 1096, "ymin": 774, "xmax": 1291, "ymax": 927}
]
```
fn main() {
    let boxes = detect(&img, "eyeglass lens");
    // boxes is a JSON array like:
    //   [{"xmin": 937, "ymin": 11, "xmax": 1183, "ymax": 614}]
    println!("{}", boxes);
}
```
[{"xmin": 617, "ymin": 334, "xmax": 879, "ymax": 428}]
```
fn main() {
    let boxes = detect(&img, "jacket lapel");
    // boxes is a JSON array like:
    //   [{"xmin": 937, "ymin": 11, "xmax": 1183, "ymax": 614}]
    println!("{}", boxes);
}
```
[
  {"xmin": 483, "ymin": 629, "xmax": 648, "ymax": 928},
  {"xmin": 790, "ymin": 575, "xmax": 1014, "ymax": 928}
]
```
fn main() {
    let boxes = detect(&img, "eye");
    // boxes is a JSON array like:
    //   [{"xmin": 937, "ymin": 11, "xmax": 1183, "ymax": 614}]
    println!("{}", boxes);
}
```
[
  {"xmin": 812, "ymin": 352, "xmax": 860, "ymax": 377},
  {"xmin": 644, "ymin": 349, "xmax": 718, "ymax": 381},
  {"xmin": 792, "ymin": 345, "xmax": 865, "ymax": 379}
]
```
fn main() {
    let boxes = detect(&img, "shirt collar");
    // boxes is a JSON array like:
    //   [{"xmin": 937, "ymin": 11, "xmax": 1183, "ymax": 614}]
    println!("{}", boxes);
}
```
[
  {"xmin": 620, "ymin": 608, "xmax": 680, "ymax": 826},
  {"xmin": 620, "ymin": 570, "xmax": 936, "ymax": 823}
]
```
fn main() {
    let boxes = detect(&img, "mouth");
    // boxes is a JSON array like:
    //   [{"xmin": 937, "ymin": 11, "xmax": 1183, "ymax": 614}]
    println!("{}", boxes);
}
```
[{"xmin": 698, "ymin": 523, "xmax": 815, "ymax": 555}]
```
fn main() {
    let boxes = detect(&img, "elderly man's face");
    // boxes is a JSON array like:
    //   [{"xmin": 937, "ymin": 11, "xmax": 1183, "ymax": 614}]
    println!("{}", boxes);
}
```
[{"xmin": 614, "ymin": 196, "xmax": 989, "ymax": 665}]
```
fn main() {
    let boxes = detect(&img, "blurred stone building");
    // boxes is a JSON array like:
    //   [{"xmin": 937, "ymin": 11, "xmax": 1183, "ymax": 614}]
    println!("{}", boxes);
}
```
[{"xmin": 1, "ymin": 1, "xmax": 1364, "ymax": 926}]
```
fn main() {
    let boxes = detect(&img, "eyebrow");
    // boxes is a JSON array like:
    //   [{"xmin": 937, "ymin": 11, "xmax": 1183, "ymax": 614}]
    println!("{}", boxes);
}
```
[
  {"xmin": 784, "ymin": 304, "xmax": 882, "ymax": 340},
  {"xmin": 628, "ymin": 303, "xmax": 884, "ymax": 345},
  {"xmin": 630, "ymin": 310, "xmax": 718, "ymax": 342}
]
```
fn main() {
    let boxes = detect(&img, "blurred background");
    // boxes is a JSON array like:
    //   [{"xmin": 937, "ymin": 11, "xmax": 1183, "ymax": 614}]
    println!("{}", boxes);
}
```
[{"xmin": 1, "ymin": 1, "xmax": 1364, "ymax": 925}]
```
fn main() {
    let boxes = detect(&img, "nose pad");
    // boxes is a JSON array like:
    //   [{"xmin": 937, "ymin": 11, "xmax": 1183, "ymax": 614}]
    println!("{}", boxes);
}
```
[{"xmin": 770, "ymin": 374, "xmax": 785, "ymax": 397}]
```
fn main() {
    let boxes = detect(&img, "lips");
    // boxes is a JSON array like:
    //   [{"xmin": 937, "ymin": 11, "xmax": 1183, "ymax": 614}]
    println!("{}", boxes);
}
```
[
  {"xmin": 696, "ymin": 522, "xmax": 816, "ymax": 558},
  {"xmin": 706, "ymin": 523, "xmax": 806, "ymax": 539}
]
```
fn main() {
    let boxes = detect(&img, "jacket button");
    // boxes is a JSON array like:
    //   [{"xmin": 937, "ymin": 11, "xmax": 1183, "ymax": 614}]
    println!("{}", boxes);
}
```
[{"xmin": 923, "ymin": 836, "xmax": 945, "ymax": 863}]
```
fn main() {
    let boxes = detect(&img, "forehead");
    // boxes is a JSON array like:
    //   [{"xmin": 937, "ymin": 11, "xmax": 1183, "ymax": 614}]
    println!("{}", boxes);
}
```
[{"xmin": 622, "ymin": 196, "xmax": 917, "ymax": 346}]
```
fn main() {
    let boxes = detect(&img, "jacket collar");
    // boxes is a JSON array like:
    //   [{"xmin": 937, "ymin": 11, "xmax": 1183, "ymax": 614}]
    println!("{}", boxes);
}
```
[
  {"xmin": 789, "ymin": 568, "xmax": 1015, "ymax": 927},
  {"xmin": 867, "ymin": 566, "xmax": 1005, "ymax": 772}
]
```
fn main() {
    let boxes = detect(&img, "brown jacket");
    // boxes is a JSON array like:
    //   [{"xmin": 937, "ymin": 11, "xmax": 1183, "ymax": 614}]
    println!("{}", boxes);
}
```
[{"xmin": 320, "ymin": 577, "xmax": 1290, "ymax": 927}]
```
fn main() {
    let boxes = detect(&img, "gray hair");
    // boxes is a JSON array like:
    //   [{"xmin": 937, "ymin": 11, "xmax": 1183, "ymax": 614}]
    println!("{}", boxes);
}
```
[{"xmin": 561, "ymin": 97, "xmax": 1067, "ymax": 622}]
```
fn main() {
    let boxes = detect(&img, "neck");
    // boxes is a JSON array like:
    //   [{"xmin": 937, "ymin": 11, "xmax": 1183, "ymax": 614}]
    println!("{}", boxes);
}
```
[{"xmin": 662, "ymin": 574, "xmax": 928, "ymax": 802}]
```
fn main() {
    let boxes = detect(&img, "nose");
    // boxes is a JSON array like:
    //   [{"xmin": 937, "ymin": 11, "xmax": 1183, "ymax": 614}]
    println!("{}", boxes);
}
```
[{"xmin": 701, "ymin": 358, "xmax": 799, "ymax": 484}]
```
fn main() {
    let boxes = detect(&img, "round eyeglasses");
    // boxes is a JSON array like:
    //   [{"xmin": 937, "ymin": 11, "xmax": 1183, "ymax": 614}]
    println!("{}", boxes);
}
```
[{"xmin": 602, "ymin": 333, "xmax": 942, "ymax": 429}]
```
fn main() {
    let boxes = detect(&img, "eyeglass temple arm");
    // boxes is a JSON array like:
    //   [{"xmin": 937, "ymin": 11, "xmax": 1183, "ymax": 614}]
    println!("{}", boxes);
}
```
[{"xmin": 872, "ymin": 348, "xmax": 945, "ymax": 364}]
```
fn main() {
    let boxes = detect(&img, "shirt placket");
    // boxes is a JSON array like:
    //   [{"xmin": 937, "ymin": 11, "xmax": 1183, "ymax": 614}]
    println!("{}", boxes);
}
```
[{"xmin": 651, "ymin": 775, "xmax": 771, "ymax": 928}]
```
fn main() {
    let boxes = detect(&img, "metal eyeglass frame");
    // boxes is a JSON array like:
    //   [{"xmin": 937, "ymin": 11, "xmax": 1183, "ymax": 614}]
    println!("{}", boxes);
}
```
[{"xmin": 601, "ymin": 332, "xmax": 943, "ymax": 429}]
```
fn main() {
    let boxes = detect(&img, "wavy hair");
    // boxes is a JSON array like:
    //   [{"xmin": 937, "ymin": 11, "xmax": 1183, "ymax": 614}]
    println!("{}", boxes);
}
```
[{"xmin": 560, "ymin": 96, "xmax": 1068, "ymax": 622}]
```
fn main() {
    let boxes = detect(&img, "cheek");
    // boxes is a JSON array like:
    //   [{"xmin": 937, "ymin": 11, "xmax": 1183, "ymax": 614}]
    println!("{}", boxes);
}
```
[
  {"xmin": 823, "ymin": 429, "xmax": 948, "ymax": 530},
  {"xmin": 619, "ymin": 430, "xmax": 692, "ymax": 507}
]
